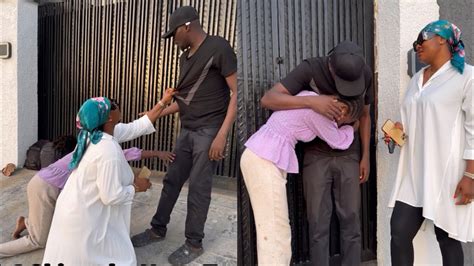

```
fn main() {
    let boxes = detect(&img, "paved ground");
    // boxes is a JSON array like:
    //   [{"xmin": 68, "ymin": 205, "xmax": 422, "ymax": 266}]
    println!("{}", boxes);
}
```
[{"xmin": 0, "ymin": 168, "xmax": 237, "ymax": 265}]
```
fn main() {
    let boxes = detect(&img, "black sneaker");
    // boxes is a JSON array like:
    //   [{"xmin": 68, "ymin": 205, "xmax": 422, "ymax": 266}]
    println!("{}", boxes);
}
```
[
  {"xmin": 168, "ymin": 243, "xmax": 204, "ymax": 265},
  {"xmin": 131, "ymin": 228, "xmax": 165, "ymax": 247}
]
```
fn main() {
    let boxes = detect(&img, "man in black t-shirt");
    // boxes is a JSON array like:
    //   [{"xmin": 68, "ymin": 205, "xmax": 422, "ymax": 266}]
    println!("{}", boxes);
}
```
[
  {"xmin": 261, "ymin": 41, "xmax": 373, "ymax": 266},
  {"xmin": 131, "ymin": 6, "xmax": 237, "ymax": 265}
]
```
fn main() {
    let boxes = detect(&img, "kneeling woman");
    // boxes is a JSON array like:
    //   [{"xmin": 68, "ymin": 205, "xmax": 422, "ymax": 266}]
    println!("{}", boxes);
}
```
[{"xmin": 42, "ymin": 95, "xmax": 170, "ymax": 265}]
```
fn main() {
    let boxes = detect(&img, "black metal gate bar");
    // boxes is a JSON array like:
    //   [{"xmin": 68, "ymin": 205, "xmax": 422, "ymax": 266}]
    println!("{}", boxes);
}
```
[{"xmin": 38, "ymin": 0, "xmax": 238, "ymax": 177}]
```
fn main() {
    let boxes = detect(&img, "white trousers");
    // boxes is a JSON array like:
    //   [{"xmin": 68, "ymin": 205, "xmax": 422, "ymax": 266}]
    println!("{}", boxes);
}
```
[
  {"xmin": 240, "ymin": 148, "xmax": 291, "ymax": 265},
  {"xmin": 0, "ymin": 174, "xmax": 59, "ymax": 258}
]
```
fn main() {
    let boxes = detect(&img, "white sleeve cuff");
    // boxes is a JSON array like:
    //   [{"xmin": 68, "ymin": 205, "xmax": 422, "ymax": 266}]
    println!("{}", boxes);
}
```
[
  {"xmin": 463, "ymin": 149, "xmax": 474, "ymax": 160},
  {"xmin": 124, "ymin": 185, "xmax": 136, "ymax": 204},
  {"xmin": 142, "ymin": 114, "xmax": 156, "ymax": 134}
]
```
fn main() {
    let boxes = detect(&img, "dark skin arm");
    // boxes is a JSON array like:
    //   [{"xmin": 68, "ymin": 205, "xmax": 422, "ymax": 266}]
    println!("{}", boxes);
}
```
[
  {"xmin": 209, "ymin": 72, "xmax": 237, "ymax": 161},
  {"xmin": 138, "ymin": 102, "xmax": 179, "ymax": 118},
  {"xmin": 261, "ymin": 82, "xmax": 345, "ymax": 120},
  {"xmin": 359, "ymin": 105, "xmax": 371, "ymax": 183},
  {"xmin": 141, "ymin": 150, "xmax": 176, "ymax": 163},
  {"xmin": 143, "ymin": 88, "xmax": 176, "ymax": 123},
  {"xmin": 158, "ymin": 102, "xmax": 179, "ymax": 118}
]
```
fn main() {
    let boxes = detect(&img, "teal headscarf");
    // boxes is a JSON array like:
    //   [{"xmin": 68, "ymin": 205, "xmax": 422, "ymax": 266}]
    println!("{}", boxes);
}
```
[
  {"xmin": 421, "ymin": 20, "xmax": 465, "ymax": 74},
  {"xmin": 69, "ymin": 97, "xmax": 112, "ymax": 170}
]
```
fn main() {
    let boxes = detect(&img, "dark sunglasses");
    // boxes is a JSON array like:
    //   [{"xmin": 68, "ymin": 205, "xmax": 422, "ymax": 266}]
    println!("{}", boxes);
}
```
[{"xmin": 412, "ymin": 31, "xmax": 437, "ymax": 51}]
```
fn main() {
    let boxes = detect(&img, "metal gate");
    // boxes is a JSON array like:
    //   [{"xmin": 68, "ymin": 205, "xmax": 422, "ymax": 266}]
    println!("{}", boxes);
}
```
[
  {"xmin": 38, "ymin": 0, "xmax": 238, "ymax": 177},
  {"xmin": 237, "ymin": 0, "xmax": 377, "ymax": 264}
]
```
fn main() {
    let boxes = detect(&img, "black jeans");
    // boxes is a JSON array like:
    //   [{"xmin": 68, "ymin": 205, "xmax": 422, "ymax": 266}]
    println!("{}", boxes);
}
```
[
  {"xmin": 390, "ymin": 201, "xmax": 464, "ymax": 266},
  {"xmin": 150, "ymin": 127, "xmax": 218, "ymax": 248},
  {"xmin": 303, "ymin": 152, "xmax": 361, "ymax": 266}
]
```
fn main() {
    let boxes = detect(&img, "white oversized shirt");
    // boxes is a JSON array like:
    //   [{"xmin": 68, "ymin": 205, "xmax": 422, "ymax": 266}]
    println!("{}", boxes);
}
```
[
  {"xmin": 389, "ymin": 62, "xmax": 474, "ymax": 242},
  {"xmin": 42, "ymin": 115, "xmax": 156, "ymax": 265}
]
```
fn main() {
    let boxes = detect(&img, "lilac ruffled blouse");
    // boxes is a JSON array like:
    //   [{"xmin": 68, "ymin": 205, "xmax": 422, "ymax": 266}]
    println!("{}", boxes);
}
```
[
  {"xmin": 37, "ymin": 147, "xmax": 142, "ymax": 189},
  {"xmin": 244, "ymin": 91, "xmax": 354, "ymax": 173}
]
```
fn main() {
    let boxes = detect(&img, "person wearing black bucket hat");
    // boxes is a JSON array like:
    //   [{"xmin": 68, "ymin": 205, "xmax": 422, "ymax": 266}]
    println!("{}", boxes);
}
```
[
  {"xmin": 131, "ymin": 5, "xmax": 237, "ymax": 265},
  {"xmin": 161, "ymin": 6, "xmax": 199, "ymax": 39},
  {"xmin": 261, "ymin": 40, "xmax": 373, "ymax": 266}
]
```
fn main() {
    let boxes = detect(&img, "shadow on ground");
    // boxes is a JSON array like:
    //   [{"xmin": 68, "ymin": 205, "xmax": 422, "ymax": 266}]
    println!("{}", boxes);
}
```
[{"xmin": 0, "ymin": 168, "xmax": 237, "ymax": 265}]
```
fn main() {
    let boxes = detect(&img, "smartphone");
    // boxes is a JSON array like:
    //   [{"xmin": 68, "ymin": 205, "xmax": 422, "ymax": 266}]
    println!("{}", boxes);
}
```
[
  {"xmin": 382, "ymin": 119, "xmax": 406, "ymax": 146},
  {"xmin": 137, "ymin": 166, "xmax": 152, "ymax": 180}
]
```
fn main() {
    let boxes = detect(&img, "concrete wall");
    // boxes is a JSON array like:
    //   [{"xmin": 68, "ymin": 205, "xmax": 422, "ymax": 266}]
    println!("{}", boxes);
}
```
[
  {"xmin": 438, "ymin": 0, "xmax": 473, "ymax": 64},
  {"xmin": 375, "ymin": 0, "xmax": 444, "ymax": 265},
  {"xmin": 0, "ymin": 1, "xmax": 18, "ymax": 168},
  {"xmin": 0, "ymin": 0, "xmax": 38, "ymax": 168}
]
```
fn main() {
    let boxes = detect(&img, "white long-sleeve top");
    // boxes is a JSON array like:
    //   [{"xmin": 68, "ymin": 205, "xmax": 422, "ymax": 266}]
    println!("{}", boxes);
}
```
[
  {"xmin": 42, "ymin": 115, "xmax": 156, "ymax": 265},
  {"xmin": 389, "ymin": 62, "xmax": 474, "ymax": 242},
  {"xmin": 114, "ymin": 114, "xmax": 156, "ymax": 143}
]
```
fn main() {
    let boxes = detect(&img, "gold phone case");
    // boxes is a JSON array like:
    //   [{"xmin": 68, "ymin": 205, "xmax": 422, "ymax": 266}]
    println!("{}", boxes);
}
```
[
  {"xmin": 137, "ymin": 166, "xmax": 152, "ymax": 180},
  {"xmin": 382, "ymin": 119, "xmax": 405, "ymax": 146}
]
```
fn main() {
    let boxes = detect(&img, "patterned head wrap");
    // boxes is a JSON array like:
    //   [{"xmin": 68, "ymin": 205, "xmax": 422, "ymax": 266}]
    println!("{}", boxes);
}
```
[
  {"xmin": 421, "ymin": 20, "xmax": 465, "ymax": 74},
  {"xmin": 69, "ymin": 97, "xmax": 111, "ymax": 170}
]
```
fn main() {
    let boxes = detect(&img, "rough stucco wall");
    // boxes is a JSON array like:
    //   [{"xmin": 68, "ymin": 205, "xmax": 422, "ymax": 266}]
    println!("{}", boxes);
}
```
[
  {"xmin": 0, "ymin": 0, "xmax": 19, "ymax": 168},
  {"xmin": 0, "ymin": 0, "xmax": 37, "ymax": 168},
  {"xmin": 376, "ymin": 0, "xmax": 440, "ymax": 265},
  {"xmin": 17, "ymin": 1, "xmax": 38, "ymax": 167},
  {"xmin": 375, "ymin": 0, "xmax": 400, "ymax": 265},
  {"xmin": 438, "ymin": 0, "xmax": 473, "ymax": 65},
  {"xmin": 375, "ymin": 1, "xmax": 402, "ymax": 264},
  {"xmin": 438, "ymin": 0, "xmax": 474, "ymax": 264}
]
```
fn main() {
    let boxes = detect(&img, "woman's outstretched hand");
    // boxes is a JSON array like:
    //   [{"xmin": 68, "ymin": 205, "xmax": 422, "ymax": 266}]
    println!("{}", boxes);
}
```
[{"xmin": 161, "ymin": 88, "xmax": 177, "ymax": 105}]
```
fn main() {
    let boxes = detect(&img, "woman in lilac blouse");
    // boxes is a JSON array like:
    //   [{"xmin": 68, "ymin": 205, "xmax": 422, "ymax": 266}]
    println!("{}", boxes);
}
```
[
  {"xmin": 240, "ymin": 90, "xmax": 363, "ymax": 265},
  {"xmin": 0, "ymin": 148, "xmax": 174, "ymax": 258}
]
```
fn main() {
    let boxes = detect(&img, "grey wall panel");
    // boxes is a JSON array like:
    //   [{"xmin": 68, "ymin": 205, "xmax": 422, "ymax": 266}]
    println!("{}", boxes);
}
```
[
  {"xmin": 38, "ymin": 0, "xmax": 237, "ymax": 177},
  {"xmin": 438, "ymin": 0, "xmax": 473, "ymax": 64}
]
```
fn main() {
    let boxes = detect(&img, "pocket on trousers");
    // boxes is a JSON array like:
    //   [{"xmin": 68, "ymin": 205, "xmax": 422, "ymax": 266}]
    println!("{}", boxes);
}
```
[
  {"xmin": 344, "ymin": 152, "xmax": 360, "ymax": 163},
  {"xmin": 302, "ymin": 152, "xmax": 320, "ymax": 168},
  {"xmin": 197, "ymin": 127, "xmax": 219, "ymax": 139}
]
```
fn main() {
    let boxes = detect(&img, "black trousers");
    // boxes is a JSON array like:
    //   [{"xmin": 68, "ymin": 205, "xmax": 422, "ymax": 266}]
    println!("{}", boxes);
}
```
[
  {"xmin": 303, "ymin": 152, "xmax": 362, "ymax": 266},
  {"xmin": 390, "ymin": 201, "xmax": 464, "ymax": 266},
  {"xmin": 150, "ymin": 127, "xmax": 218, "ymax": 248}
]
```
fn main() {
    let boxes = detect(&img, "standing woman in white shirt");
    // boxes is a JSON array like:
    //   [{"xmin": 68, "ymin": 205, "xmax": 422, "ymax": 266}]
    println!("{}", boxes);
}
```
[
  {"xmin": 388, "ymin": 20, "xmax": 473, "ymax": 266},
  {"xmin": 42, "ymin": 91, "xmax": 174, "ymax": 265}
]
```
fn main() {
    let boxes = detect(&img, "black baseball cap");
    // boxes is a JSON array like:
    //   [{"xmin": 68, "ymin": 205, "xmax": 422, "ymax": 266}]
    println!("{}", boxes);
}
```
[
  {"xmin": 162, "ymin": 6, "xmax": 199, "ymax": 39},
  {"xmin": 328, "ymin": 41, "xmax": 367, "ymax": 97}
]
